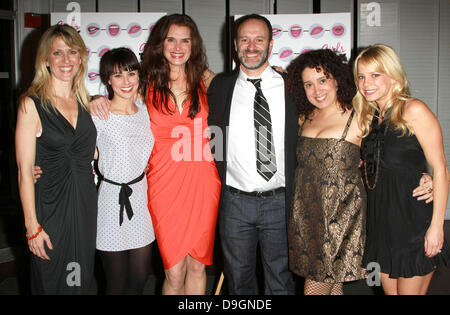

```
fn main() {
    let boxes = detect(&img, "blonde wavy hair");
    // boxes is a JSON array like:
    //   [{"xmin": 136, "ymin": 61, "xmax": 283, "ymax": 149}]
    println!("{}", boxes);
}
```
[
  {"xmin": 27, "ymin": 24, "xmax": 89, "ymax": 112},
  {"xmin": 352, "ymin": 44, "xmax": 412, "ymax": 137}
]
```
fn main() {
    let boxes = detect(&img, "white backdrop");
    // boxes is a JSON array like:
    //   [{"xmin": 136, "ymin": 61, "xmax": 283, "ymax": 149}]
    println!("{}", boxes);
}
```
[
  {"xmin": 50, "ymin": 12, "xmax": 166, "ymax": 96},
  {"xmin": 235, "ymin": 13, "xmax": 352, "ymax": 68}
]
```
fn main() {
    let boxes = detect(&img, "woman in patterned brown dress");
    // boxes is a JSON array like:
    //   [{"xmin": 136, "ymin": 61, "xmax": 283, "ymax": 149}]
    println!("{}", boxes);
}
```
[{"xmin": 285, "ymin": 49, "xmax": 367, "ymax": 295}]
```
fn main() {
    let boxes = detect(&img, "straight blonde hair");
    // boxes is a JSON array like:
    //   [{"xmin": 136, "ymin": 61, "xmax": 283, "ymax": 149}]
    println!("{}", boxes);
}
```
[
  {"xmin": 27, "ymin": 24, "xmax": 89, "ymax": 112},
  {"xmin": 352, "ymin": 44, "xmax": 412, "ymax": 137}
]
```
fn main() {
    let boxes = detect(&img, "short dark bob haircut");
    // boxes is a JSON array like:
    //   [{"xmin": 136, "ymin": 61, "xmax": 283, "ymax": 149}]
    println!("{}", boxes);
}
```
[
  {"xmin": 99, "ymin": 47, "xmax": 144, "ymax": 100},
  {"xmin": 286, "ymin": 49, "xmax": 356, "ymax": 119}
]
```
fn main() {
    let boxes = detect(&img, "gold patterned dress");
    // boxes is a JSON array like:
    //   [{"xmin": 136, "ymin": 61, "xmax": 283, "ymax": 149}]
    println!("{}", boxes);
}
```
[{"xmin": 288, "ymin": 111, "xmax": 367, "ymax": 283}]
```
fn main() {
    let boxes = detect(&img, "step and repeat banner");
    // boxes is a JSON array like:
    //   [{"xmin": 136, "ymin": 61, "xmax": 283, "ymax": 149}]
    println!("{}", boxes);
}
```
[
  {"xmin": 50, "ymin": 12, "xmax": 166, "ymax": 96},
  {"xmin": 51, "ymin": 12, "xmax": 351, "ymax": 95},
  {"xmin": 235, "ymin": 13, "xmax": 352, "ymax": 68}
]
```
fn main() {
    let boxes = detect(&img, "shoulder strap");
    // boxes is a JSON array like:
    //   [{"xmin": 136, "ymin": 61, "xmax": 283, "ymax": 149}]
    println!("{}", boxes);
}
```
[
  {"xmin": 27, "ymin": 94, "xmax": 47, "ymax": 120},
  {"xmin": 341, "ymin": 110, "xmax": 355, "ymax": 140},
  {"xmin": 298, "ymin": 118, "xmax": 307, "ymax": 136},
  {"xmin": 28, "ymin": 94, "xmax": 40, "ymax": 109}
]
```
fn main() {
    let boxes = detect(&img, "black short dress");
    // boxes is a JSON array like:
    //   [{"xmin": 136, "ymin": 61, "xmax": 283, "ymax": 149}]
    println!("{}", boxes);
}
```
[{"xmin": 362, "ymin": 114, "xmax": 450, "ymax": 278}]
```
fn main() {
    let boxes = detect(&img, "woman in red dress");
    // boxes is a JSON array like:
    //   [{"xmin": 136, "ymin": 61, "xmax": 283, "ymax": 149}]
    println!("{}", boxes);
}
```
[{"xmin": 142, "ymin": 14, "xmax": 220, "ymax": 295}]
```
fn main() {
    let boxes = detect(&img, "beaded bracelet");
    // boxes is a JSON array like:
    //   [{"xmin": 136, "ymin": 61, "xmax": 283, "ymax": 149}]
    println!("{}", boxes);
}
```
[{"xmin": 26, "ymin": 225, "xmax": 42, "ymax": 240}]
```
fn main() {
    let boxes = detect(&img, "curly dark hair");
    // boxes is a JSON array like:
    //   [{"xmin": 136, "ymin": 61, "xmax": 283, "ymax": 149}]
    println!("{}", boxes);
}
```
[{"xmin": 286, "ymin": 49, "xmax": 356, "ymax": 119}]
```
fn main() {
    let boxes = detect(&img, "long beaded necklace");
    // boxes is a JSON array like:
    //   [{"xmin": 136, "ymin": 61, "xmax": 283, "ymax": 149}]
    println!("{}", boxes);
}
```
[{"xmin": 363, "ymin": 112, "xmax": 389, "ymax": 190}]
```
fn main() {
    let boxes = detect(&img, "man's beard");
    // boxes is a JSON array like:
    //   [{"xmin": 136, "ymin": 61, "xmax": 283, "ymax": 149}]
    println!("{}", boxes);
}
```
[{"xmin": 238, "ymin": 47, "xmax": 270, "ymax": 70}]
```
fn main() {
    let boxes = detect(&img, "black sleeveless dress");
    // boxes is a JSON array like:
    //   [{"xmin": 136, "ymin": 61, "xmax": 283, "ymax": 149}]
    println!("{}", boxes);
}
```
[
  {"xmin": 288, "ymin": 111, "xmax": 367, "ymax": 283},
  {"xmin": 30, "ymin": 96, "xmax": 97, "ymax": 294},
  {"xmin": 362, "ymin": 114, "xmax": 450, "ymax": 278}
]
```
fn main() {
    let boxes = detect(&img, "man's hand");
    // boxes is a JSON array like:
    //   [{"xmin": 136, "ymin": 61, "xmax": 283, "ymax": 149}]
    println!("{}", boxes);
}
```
[
  {"xmin": 272, "ymin": 65, "xmax": 287, "ymax": 74},
  {"xmin": 412, "ymin": 173, "xmax": 433, "ymax": 203},
  {"xmin": 33, "ymin": 166, "xmax": 42, "ymax": 183}
]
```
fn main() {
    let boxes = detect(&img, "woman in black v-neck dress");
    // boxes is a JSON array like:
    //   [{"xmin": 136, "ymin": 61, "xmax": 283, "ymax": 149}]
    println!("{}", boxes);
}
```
[{"xmin": 15, "ymin": 25, "xmax": 97, "ymax": 294}]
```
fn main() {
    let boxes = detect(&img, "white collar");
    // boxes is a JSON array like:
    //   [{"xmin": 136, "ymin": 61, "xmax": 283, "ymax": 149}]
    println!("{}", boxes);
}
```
[{"xmin": 237, "ymin": 65, "xmax": 279, "ymax": 87}]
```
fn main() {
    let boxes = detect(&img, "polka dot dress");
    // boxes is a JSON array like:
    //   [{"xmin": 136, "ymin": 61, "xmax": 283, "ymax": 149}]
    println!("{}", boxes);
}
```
[{"xmin": 92, "ymin": 99, "xmax": 155, "ymax": 251}]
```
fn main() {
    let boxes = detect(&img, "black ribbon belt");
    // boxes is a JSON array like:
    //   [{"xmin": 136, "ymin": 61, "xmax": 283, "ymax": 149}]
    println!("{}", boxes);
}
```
[
  {"xmin": 227, "ymin": 186, "xmax": 285, "ymax": 198},
  {"xmin": 102, "ymin": 172, "xmax": 146, "ymax": 226}
]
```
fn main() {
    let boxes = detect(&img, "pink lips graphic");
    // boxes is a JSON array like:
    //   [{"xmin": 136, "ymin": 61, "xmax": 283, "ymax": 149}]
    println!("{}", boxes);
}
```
[
  {"xmin": 87, "ymin": 23, "xmax": 100, "ymax": 37},
  {"xmin": 98, "ymin": 47, "xmax": 111, "ymax": 58},
  {"xmin": 309, "ymin": 24, "xmax": 325, "ymax": 39},
  {"xmin": 107, "ymin": 23, "xmax": 121, "ymax": 37},
  {"xmin": 279, "ymin": 47, "xmax": 294, "ymax": 61},
  {"xmin": 88, "ymin": 72, "xmax": 100, "ymax": 81},
  {"xmin": 289, "ymin": 25, "xmax": 302, "ymax": 38},
  {"xmin": 272, "ymin": 25, "xmax": 282, "ymax": 39},
  {"xmin": 301, "ymin": 47, "xmax": 313, "ymax": 55},
  {"xmin": 331, "ymin": 24, "xmax": 345, "ymax": 37},
  {"xmin": 280, "ymin": 49, "xmax": 293, "ymax": 59},
  {"xmin": 139, "ymin": 43, "xmax": 146, "ymax": 53},
  {"xmin": 128, "ymin": 24, "xmax": 141, "ymax": 34}
]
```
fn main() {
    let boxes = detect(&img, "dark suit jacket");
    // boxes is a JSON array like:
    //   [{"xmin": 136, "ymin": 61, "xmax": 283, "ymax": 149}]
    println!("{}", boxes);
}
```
[{"xmin": 207, "ymin": 67, "xmax": 299, "ymax": 218}]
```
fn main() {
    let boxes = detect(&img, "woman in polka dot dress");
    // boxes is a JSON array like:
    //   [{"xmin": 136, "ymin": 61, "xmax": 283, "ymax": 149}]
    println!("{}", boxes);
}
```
[{"xmin": 92, "ymin": 48, "xmax": 155, "ymax": 294}]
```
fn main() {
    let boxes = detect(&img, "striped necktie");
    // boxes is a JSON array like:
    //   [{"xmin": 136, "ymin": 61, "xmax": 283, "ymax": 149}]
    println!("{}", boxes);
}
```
[{"xmin": 247, "ymin": 78, "xmax": 277, "ymax": 181}]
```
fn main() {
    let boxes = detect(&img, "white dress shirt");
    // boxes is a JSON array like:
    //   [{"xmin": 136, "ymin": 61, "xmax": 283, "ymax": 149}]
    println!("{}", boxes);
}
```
[{"xmin": 226, "ymin": 65, "xmax": 286, "ymax": 192}]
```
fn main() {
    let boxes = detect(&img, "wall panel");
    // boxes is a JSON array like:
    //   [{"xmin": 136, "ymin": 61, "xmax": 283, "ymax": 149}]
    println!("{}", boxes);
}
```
[
  {"xmin": 399, "ymin": 0, "xmax": 439, "ymax": 112},
  {"xmin": 185, "ymin": 0, "xmax": 227, "ymax": 73},
  {"xmin": 438, "ymin": 0, "xmax": 450, "ymax": 219},
  {"xmin": 140, "ymin": 0, "xmax": 181, "ymax": 14},
  {"xmin": 51, "ymin": 0, "xmax": 95, "ymax": 12},
  {"xmin": 230, "ymin": 0, "xmax": 268, "ymax": 15},
  {"xmin": 321, "ymin": 0, "xmax": 352, "ymax": 12},
  {"xmin": 358, "ymin": 0, "xmax": 400, "ymax": 51},
  {"xmin": 97, "ymin": 0, "xmax": 138, "ymax": 12},
  {"xmin": 276, "ymin": 0, "xmax": 313, "ymax": 13}
]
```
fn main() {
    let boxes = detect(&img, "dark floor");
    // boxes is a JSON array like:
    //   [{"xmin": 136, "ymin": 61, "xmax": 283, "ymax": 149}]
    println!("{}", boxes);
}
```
[{"xmin": 1, "ymin": 193, "xmax": 450, "ymax": 295}]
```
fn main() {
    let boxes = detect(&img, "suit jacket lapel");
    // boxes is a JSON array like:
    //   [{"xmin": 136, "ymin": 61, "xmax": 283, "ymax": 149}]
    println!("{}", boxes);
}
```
[{"xmin": 224, "ymin": 68, "xmax": 240, "ymax": 129}]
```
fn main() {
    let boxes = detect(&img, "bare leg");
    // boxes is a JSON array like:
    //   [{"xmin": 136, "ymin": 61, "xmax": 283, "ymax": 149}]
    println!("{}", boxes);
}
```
[
  {"xmin": 397, "ymin": 272, "xmax": 434, "ymax": 295},
  {"xmin": 380, "ymin": 272, "xmax": 398, "ymax": 295},
  {"xmin": 381, "ymin": 271, "xmax": 434, "ymax": 295},
  {"xmin": 185, "ymin": 255, "xmax": 207, "ymax": 295},
  {"xmin": 162, "ymin": 257, "xmax": 187, "ymax": 295}
]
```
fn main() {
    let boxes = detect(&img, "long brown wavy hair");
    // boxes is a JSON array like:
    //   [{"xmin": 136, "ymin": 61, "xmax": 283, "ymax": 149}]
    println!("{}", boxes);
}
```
[{"xmin": 141, "ymin": 14, "xmax": 208, "ymax": 119}]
